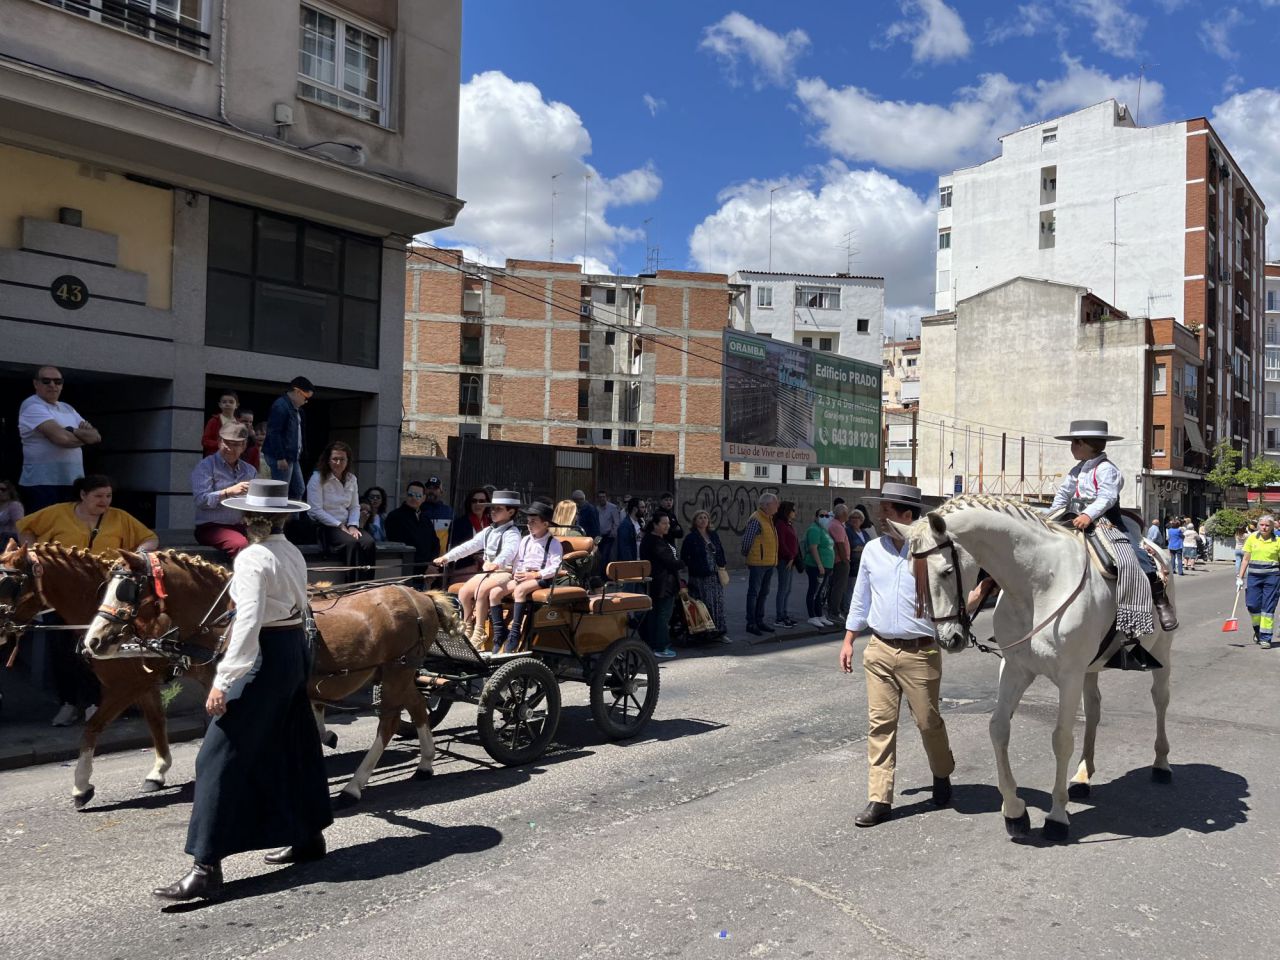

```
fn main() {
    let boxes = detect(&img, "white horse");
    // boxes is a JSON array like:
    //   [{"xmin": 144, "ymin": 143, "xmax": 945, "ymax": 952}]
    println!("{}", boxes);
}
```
[{"xmin": 893, "ymin": 494, "xmax": 1174, "ymax": 841}]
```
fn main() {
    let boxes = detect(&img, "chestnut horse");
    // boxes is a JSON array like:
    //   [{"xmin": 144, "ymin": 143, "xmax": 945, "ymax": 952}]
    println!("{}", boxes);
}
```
[
  {"xmin": 83, "ymin": 549, "xmax": 461, "ymax": 805},
  {"xmin": 0, "ymin": 540, "xmax": 205, "ymax": 808}
]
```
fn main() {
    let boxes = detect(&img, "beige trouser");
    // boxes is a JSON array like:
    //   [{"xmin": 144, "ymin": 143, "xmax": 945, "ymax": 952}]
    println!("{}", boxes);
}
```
[{"xmin": 863, "ymin": 636, "xmax": 955, "ymax": 804}]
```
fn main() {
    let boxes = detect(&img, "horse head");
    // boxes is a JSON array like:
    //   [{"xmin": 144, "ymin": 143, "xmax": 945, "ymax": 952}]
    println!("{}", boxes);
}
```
[
  {"xmin": 0, "ymin": 540, "xmax": 50, "ymax": 644},
  {"xmin": 84, "ymin": 550, "xmax": 171, "ymax": 658},
  {"xmin": 900, "ymin": 511, "xmax": 979, "ymax": 653}
]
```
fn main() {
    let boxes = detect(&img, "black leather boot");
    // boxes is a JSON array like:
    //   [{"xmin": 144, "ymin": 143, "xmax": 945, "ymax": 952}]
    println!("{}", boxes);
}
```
[
  {"xmin": 1148, "ymin": 571, "xmax": 1179, "ymax": 631},
  {"xmin": 855, "ymin": 801, "xmax": 892, "ymax": 827},
  {"xmin": 264, "ymin": 833, "xmax": 327, "ymax": 865},
  {"xmin": 153, "ymin": 861, "xmax": 223, "ymax": 901},
  {"xmin": 488, "ymin": 606, "xmax": 508, "ymax": 652}
]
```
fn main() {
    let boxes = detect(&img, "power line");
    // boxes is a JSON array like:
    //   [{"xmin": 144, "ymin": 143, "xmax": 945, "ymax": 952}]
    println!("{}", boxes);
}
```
[{"xmin": 404, "ymin": 244, "xmax": 1142, "ymax": 448}]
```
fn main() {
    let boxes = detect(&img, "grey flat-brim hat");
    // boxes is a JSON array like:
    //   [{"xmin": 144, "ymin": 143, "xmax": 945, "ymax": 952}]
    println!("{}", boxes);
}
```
[
  {"xmin": 1055, "ymin": 419, "xmax": 1124, "ymax": 442},
  {"xmin": 222, "ymin": 478, "xmax": 310, "ymax": 514},
  {"xmin": 491, "ymin": 489, "xmax": 523, "ymax": 508},
  {"xmin": 866, "ymin": 482, "xmax": 925, "ymax": 509}
]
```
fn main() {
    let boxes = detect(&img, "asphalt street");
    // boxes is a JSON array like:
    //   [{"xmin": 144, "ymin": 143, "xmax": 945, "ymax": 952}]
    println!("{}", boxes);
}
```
[{"xmin": 1, "ymin": 560, "xmax": 1276, "ymax": 960}]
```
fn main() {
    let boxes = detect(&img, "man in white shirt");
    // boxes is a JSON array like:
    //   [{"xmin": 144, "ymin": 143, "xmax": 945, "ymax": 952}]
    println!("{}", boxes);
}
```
[
  {"xmin": 18, "ymin": 365, "xmax": 101, "ymax": 511},
  {"xmin": 839, "ymin": 482, "xmax": 954, "ymax": 828},
  {"xmin": 595, "ymin": 490, "xmax": 622, "ymax": 571}
]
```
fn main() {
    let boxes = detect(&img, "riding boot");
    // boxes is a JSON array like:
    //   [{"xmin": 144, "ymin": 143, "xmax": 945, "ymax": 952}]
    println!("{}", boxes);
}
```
[
  {"xmin": 1148, "ymin": 571, "xmax": 1179, "ymax": 632},
  {"xmin": 488, "ymin": 606, "xmax": 508, "ymax": 652},
  {"xmin": 153, "ymin": 860, "xmax": 223, "ymax": 901},
  {"xmin": 504, "ymin": 601, "xmax": 527, "ymax": 654}
]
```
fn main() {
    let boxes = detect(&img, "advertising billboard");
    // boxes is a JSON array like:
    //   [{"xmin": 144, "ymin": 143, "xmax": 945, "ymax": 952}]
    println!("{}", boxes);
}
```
[{"xmin": 720, "ymin": 329, "xmax": 881, "ymax": 469}]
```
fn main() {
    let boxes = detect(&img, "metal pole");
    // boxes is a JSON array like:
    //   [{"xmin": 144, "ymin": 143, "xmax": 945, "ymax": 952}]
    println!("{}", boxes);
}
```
[
  {"xmin": 768, "ymin": 187, "xmax": 779, "ymax": 272},
  {"xmin": 910, "ymin": 410, "xmax": 918, "ymax": 484}
]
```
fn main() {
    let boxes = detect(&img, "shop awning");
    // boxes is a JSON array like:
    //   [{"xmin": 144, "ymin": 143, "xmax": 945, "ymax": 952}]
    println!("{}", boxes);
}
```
[{"xmin": 1184, "ymin": 420, "xmax": 1209, "ymax": 455}]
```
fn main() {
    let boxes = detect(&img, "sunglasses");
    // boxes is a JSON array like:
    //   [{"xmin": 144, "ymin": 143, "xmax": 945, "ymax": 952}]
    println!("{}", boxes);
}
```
[
  {"xmin": 471, "ymin": 498, "xmax": 489, "ymax": 505},
  {"xmin": 368, "ymin": 493, "xmax": 383, "ymax": 500},
  {"xmin": 406, "ymin": 491, "xmax": 425, "ymax": 499},
  {"xmin": 39, "ymin": 377, "xmax": 64, "ymax": 386}
]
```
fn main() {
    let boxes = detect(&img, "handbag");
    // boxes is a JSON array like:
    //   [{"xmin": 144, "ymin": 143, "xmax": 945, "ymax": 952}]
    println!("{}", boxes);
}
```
[{"xmin": 717, "ymin": 566, "xmax": 730, "ymax": 587}]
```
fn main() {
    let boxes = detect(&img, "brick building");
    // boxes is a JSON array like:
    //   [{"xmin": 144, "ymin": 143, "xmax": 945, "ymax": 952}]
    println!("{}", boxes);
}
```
[{"xmin": 402, "ymin": 250, "xmax": 733, "ymax": 477}]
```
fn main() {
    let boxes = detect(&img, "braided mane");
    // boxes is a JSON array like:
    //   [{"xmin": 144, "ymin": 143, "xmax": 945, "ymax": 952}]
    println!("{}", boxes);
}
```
[
  {"xmin": 155, "ymin": 549, "xmax": 230, "ymax": 583},
  {"xmin": 30, "ymin": 541, "xmax": 111, "ymax": 570},
  {"xmin": 919, "ymin": 494, "xmax": 1074, "ymax": 539}
]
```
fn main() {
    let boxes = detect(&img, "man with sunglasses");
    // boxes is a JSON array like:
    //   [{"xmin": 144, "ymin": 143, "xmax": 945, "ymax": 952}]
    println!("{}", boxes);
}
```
[
  {"xmin": 18, "ymin": 365, "xmax": 101, "ymax": 512},
  {"xmin": 385, "ymin": 480, "xmax": 441, "ymax": 580}
]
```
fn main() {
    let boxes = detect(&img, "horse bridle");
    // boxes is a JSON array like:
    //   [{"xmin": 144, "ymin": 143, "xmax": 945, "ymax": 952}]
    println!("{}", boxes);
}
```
[{"xmin": 911, "ymin": 538, "xmax": 976, "ymax": 645}]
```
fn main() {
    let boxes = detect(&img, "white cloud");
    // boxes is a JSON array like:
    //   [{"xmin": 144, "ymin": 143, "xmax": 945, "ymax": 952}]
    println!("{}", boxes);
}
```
[
  {"xmin": 642, "ymin": 93, "xmax": 666, "ymax": 116},
  {"xmin": 796, "ymin": 55, "xmax": 1163, "ymax": 173},
  {"xmin": 437, "ymin": 71, "xmax": 659, "ymax": 273},
  {"xmin": 884, "ymin": 0, "xmax": 972, "ymax": 63},
  {"xmin": 1201, "ymin": 9, "xmax": 1245, "ymax": 60},
  {"xmin": 984, "ymin": 2, "xmax": 1054, "ymax": 43},
  {"xmin": 688, "ymin": 165, "xmax": 936, "ymax": 314},
  {"xmin": 1210, "ymin": 87, "xmax": 1280, "ymax": 219},
  {"xmin": 700, "ymin": 12, "xmax": 811, "ymax": 89},
  {"xmin": 1073, "ymin": 0, "xmax": 1146, "ymax": 59}
]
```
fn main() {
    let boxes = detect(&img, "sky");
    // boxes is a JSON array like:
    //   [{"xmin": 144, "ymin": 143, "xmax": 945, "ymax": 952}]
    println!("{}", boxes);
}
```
[{"xmin": 437, "ymin": 0, "xmax": 1280, "ymax": 336}]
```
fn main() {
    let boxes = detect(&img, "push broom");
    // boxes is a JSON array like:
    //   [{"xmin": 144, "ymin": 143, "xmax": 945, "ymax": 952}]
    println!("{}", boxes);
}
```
[{"xmin": 1222, "ymin": 587, "xmax": 1242, "ymax": 633}]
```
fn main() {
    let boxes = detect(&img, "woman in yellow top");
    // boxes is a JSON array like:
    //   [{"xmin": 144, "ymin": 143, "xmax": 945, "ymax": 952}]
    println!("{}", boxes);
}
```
[
  {"xmin": 18, "ymin": 474, "xmax": 158, "ymax": 725},
  {"xmin": 1237, "ymin": 514, "xmax": 1280, "ymax": 649}
]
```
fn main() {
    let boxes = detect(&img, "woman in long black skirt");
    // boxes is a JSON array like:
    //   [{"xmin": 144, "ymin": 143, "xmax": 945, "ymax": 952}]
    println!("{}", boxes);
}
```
[{"xmin": 154, "ymin": 478, "xmax": 332, "ymax": 902}]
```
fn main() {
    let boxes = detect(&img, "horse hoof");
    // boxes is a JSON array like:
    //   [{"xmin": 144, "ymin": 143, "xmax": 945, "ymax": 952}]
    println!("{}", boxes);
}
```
[
  {"xmin": 1151, "ymin": 767, "xmax": 1173, "ymax": 784},
  {"xmin": 331, "ymin": 790, "xmax": 360, "ymax": 811},
  {"xmin": 1067, "ymin": 781, "xmax": 1091, "ymax": 800},
  {"xmin": 73, "ymin": 787, "xmax": 95, "ymax": 810},
  {"xmin": 323, "ymin": 731, "xmax": 338, "ymax": 750},
  {"xmin": 1004, "ymin": 812, "xmax": 1030, "ymax": 838},
  {"xmin": 413, "ymin": 767, "xmax": 434, "ymax": 781},
  {"xmin": 140, "ymin": 778, "xmax": 164, "ymax": 793},
  {"xmin": 1042, "ymin": 818, "xmax": 1070, "ymax": 842}
]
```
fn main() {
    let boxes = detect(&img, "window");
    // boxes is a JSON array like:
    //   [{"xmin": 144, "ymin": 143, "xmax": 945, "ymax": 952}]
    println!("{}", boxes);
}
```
[
  {"xmin": 579, "ymin": 344, "xmax": 591, "ymax": 363},
  {"xmin": 1040, "ymin": 165, "xmax": 1057, "ymax": 204},
  {"xmin": 603, "ymin": 380, "xmax": 614, "ymax": 394},
  {"xmin": 206, "ymin": 198, "xmax": 381, "ymax": 367},
  {"xmin": 801, "ymin": 337, "xmax": 813, "ymax": 348},
  {"xmin": 36, "ymin": 0, "xmax": 210, "ymax": 55},
  {"xmin": 939, "ymin": 185, "xmax": 952, "ymax": 208},
  {"xmin": 936, "ymin": 270, "xmax": 950, "ymax": 294},
  {"xmin": 937, "ymin": 230, "xmax": 951, "ymax": 250},
  {"xmin": 795, "ymin": 286, "xmax": 840, "ymax": 310},
  {"xmin": 604, "ymin": 331, "xmax": 616, "ymax": 345},
  {"xmin": 1269, "ymin": 290, "xmax": 1278, "ymax": 312},
  {"xmin": 819, "ymin": 337, "xmax": 833, "ymax": 352},
  {"xmin": 458, "ymin": 375, "xmax": 482, "ymax": 417},
  {"xmin": 602, "ymin": 428, "xmax": 613, "ymax": 441},
  {"xmin": 1173, "ymin": 366, "xmax": 1182, "ymax": 397},
  {"xmin": 1269, "ymin": 428, "xmax": 1278, "ymax": 451},
  {"xmin": 604, "ymin": 288, "xmax": 617, "ymax": 305},
  {"xmin": 805, "ymin": 467, "xmax": 822, "ymax": 481},
  {"xmin": 1174, "ymin": 427, "xmax": 1183, "ymax": 454},
  {"xmin": 1039, "ymin": 210, "xmax": 1056, "ymax": 249},
  {"xmin": 1042, "ymin": 126, "xmax": 1058, "ymax": 145},
  {"xmin": 459, "ymin": 325, "xmax": 483, "ymax": 366},
  {"xmin": 1152, "ymin": 425, "xmax": 1166, "ymax": 455},
  {"xmin": 1152, "ymin": 363, "xmax": 1167, "ymax": 394},
  {"xmin": 906, "ymin": 357, "xmax": 918, "ymax": 368},
  {"xmin": 757, "ymin": 286, "xmax": 773, "ymax": 308},
  {"xmin": 298, "ymin": 5, "xmax": 388, "ymax": 125},
  {"xmin": 857, "ymin": 317, "xmax": 870, "ymax": 333},
  {"xmin": 1266, "ymin": 347, "xmax": 1280, "ymax": 378},
  {"xmin": 753, "ymin": 465, "xmax": 770, "ymax": 479}
]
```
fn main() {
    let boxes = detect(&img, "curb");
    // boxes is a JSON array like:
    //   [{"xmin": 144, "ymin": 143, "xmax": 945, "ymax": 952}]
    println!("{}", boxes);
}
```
[
  {"xmin": 0, "ymin": 714, "xmax": 208, "ymax": 772},
  {"xmin": 744, "ymin": 625, "xmax": 843, "ymax": 646}
]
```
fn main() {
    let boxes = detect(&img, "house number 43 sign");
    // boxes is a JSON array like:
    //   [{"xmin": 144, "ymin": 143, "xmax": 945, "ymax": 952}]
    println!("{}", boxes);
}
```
[{"xmin": 50, "ymin": 275, "xmax": 90, "ymax": 310}]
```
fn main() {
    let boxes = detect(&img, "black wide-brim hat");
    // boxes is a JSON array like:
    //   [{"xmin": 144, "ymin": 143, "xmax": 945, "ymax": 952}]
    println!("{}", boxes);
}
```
[
  {"xmin": 523, "ymin": 501, "xmax": 554, "ymax": 521},
  {"xmin": 1055, "ymin": 419, "xmax": 1124, "ymax": 442}
]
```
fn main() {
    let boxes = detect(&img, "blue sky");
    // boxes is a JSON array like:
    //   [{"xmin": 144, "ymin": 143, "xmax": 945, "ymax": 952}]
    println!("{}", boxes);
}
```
[{"xmin": 439, "ymin": 0, "xmax": 1280, "ymax": 331}]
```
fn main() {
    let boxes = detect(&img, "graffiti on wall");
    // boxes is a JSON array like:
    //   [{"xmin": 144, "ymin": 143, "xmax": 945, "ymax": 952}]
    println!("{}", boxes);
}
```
[{"xmin": 681, "ymin": 483, "xmax": 781, "ymax": 535}]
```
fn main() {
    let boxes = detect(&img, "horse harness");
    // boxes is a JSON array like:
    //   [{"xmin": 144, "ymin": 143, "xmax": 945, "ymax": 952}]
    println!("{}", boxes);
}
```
[{"xmin": 911, "ymin": 535, "xmax": 1092, "ymax": 659}]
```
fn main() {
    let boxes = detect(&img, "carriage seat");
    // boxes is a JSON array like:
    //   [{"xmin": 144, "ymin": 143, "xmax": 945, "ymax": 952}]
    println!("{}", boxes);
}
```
[
  {"xmin": 531, "ymin": 584, "xmax": 589, "ymax": 605},
  {"xmin": 557, "ymin": 536, "xmax": 597, "ymax": 561},
  {"xmin": 582, "ymin": 592, "xmax": 652, "ymax": 614}
]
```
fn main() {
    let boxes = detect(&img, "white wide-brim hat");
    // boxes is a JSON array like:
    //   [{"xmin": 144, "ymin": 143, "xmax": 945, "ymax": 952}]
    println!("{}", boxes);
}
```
[
  {"xmin": 222, "ymin": 478, "xmax": 310, "ymax": 514},
  {"xmin": 1055, "ymin": 419, "xmax": 1124, "ymax": 442}
]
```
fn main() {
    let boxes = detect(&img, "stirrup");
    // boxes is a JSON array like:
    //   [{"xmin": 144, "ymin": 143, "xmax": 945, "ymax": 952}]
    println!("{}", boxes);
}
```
[{"xmin": 1104, "ymin": 643, "xmax": 1163, "ymax": 672}]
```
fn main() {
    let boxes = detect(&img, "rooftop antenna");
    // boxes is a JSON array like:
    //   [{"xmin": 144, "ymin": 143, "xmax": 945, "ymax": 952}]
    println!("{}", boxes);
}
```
[
  {"xmin": 550, "ymin": 172, "xmax": 561, "ymax": 261},
  {"xmin": 838, "ymin": 229, "xmax": 860, "ymax": 274},
  {"xmin": 1135, "ymin": 63, "xmax": 1157, "ymax": 125}
]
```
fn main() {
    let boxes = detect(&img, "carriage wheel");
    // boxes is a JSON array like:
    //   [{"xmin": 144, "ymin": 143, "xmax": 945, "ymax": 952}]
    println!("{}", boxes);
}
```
[
  {"xmin": 477, "ymin": 658, "xmax": 561, "ymax": 766},
  {"xmin": 589, "ymin": 637, "xmax": 660, "ymax": 740}
]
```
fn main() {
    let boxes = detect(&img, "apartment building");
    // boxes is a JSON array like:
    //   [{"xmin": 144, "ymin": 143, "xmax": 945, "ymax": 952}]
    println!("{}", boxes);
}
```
[
  {"xmin": 1266, "ymin": 263, "xmax": 1280, "ymax": 461},
  {"xmin": 882, "ymin": 337, "xmax": 921, "ymax": 407},
  {"xmin": 934, "ymin": 99, "xmax": 1266, "ymax": 499},
  {"xmin": 0, "ymin": 0, "xmax": 461, "ymax": 527},
  {"xmin": 403, "ymin": 251, "xmax": 732, "ymax": 478},
  {"xmin": 728, "ymin": 270, "xmax": 884, "ymax": 485},
  {"xmin": 920, "ymin": 276, "xmax": 1203, "ymax": 519}
]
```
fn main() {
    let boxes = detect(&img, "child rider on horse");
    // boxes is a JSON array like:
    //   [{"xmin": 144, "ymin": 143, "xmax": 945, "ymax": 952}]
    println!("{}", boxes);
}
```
[{"xmin": 1050, "ymin": 419, "xmax": 1177, "ymax": 668}]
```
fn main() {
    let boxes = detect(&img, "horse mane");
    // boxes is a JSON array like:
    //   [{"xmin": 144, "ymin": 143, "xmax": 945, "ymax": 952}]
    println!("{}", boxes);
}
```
[
  {"xmin": 920, "ymin": 494, "xmax": 1075, "ymax": 539},
  {"xmin": 30, "ymin": 541, "xmax": 112, "ymax": 570},
  {"xmin": 156, "ymin": 549, "xmax": 231, "ymax": 583}
]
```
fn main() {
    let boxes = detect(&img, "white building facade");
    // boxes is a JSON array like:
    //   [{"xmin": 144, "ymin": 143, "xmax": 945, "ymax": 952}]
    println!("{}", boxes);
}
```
[
  {"xmin": 729, "ymin": 270, "xmax": 884, "ymax": 486},
  {"xmin": 1266, "ymin": 264, "xmax": 1280, "ymax": 461},
  {"xmin": 935, "ymin": 99, "xmax": 1266, "ymax": 492}
]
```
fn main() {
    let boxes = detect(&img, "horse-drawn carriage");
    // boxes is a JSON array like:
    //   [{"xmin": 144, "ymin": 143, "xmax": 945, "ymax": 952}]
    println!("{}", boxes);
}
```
[{"xmin": 422, "ymin": 538, "xmax": 662, "ymax": 766}]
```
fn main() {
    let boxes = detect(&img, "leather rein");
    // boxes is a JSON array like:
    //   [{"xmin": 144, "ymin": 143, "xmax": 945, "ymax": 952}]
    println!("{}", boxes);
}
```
[{"xmin": 911, "ymin": 536, "xmax": 1092, "ymax": 658}]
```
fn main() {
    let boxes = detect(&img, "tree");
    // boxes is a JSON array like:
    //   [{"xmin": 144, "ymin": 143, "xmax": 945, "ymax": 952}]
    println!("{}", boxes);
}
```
[
  {"xmin": 1205, "ymin": 438, "xmax": 1242, "ymax": 492},
  {"xmin": 1237, "ymin": 456, "xmax": 1280, "ymax": 492}
]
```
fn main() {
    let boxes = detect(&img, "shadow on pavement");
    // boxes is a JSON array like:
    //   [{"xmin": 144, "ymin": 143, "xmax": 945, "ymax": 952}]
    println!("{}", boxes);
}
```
[{"xmin": 161, "ymin": 814, "xmax": 503, "ymax": 912}]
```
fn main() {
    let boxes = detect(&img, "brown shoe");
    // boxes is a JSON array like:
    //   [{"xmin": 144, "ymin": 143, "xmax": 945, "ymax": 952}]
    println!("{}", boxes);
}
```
[{"xmin": 854, "ymin": 801, "xmax": 892, "ymax": 827}]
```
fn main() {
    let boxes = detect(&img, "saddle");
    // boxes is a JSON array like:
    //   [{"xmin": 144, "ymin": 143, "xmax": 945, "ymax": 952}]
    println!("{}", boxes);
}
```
[{"xmin": 1045, "ymin": 508, "xmax": 1119, "ymax": 580}]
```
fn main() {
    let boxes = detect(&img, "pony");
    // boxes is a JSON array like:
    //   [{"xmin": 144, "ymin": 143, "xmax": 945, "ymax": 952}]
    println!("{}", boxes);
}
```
[
  {"xmin": 82, "ymin": 549, "xmax": 461, "ymax": 805},
  {"xmin": 0, "ymin": 540, "xmax": 207, "ymax": 807},
  {"xmin": 896, "ymin": 494, "xmax": 1174, "ymax": 841}
]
